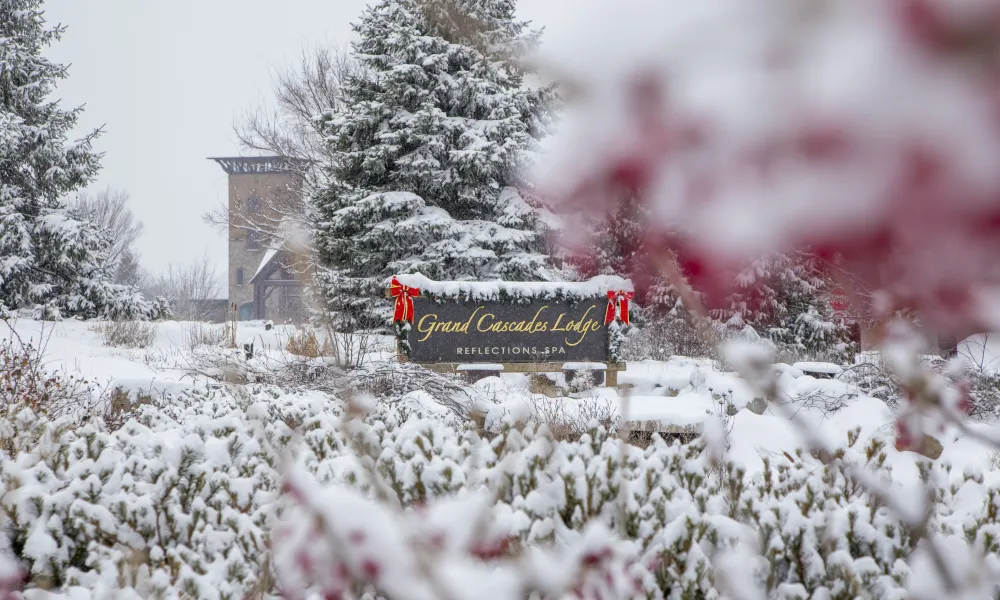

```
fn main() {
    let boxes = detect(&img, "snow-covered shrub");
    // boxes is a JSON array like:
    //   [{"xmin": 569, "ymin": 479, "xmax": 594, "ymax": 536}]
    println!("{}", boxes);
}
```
[
  {"xmin": 622, "ymin": 313, "xmax": 720, "ymax": 360},
  {"xmin": 0, "ymin": 552, "xmax": 20, "ymax": 600},
  {"xmin": 1, "ymin": 390, "xmax": 282, "ymax": 596},
  {"xmin": 566, "ymin": 369, "xmax": 598, "ymax": 394},
  {"xmin": 517, "ymin": 396, "xmax": 619, "ymax": 442},
  {"xmin": 838, "ymin": 357, "xmax": 904, "ymax": 406},
  {"xmin": 92, "ymin": 319, "xmax": 157, "ymax": 349},
  {"xmin": 960, "ymin": 368, "xmax": 1000, "ymax": 421},
  {"xmin": 4, "ymin": 382, "xmax": 1000, "ymax": 598},
  {"xmin": 321, "ymin": 327, "xmax": 382, "ymax": 370},
  {"xmin": 339, "ymin": 360, "xmax": 477, "ymax": 419},
  {"xmin": 98, "ymin": 387, "xmax": 156, "ymax": 433},
  {"xmin": 0, "ymin": 335, "xmax": 93, "ymax": 420},
  {"xmin": 837, "ymin": 353, "xmax": 1000, "ymax": 419},
  {"xmin": 100, "ymin": 288, "xmax": 170, "ymax": 323},
  {"xmin": 148, "ymin": 296, "xmax": 173, "ymax": 321}
]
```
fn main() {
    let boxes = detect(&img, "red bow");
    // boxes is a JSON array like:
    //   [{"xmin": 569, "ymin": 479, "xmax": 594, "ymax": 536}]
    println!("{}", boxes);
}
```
[
  {"xmin": 390, "ymin": 277, "xmax": 421, "ymax": 323},
  {"xmin": 605, "ymin": 290, "xmax": 634, "ymax": 326}
]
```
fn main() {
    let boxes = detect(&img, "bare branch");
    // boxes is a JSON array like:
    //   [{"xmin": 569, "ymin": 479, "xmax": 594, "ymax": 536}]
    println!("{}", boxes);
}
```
[
  {"xmin": 144, "ymin": 252, "xmax": 222, "ymax": 321},
  {"xmin": 69, "ymin": 186, "xmax": 146, "ymax": 285},
  {"xmin": 230, "ymin": 43, "xmax": 357, "ymax": 198}
]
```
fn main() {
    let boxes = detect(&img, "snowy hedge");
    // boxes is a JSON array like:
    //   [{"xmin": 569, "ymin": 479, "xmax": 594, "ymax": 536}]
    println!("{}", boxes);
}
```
[{"xmin": 2, "ymin": 387, "xmax": 1000, "ymax": 598}]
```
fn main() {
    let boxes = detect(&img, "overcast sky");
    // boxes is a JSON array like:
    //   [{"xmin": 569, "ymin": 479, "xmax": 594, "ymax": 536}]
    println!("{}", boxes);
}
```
[{"xmin": 43, "ymin": 0, "xmax": 594, "ymax": 281}]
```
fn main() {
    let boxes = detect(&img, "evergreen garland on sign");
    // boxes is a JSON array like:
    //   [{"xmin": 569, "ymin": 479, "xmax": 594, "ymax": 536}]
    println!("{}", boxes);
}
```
[
  {"xmin": 312, "ymin": 0, "xmax": 559, "ymax": 331},
  {"xmin": 387, "ymin": 276, "xmax": 633, "ymax": 361}
]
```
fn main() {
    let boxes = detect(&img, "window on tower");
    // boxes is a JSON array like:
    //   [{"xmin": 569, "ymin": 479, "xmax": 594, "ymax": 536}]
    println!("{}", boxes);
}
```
[
  {"xmin": 235, "ymin": 267, "xmax": 245, "ymax": 286},
  {"xmin": 246, "ymin": 229, "xmax": 263, "ymax": 250}
]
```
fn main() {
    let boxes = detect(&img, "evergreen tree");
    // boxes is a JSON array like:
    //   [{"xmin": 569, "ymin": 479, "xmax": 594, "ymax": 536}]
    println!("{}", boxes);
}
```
[
  {"xmin": 582, "ymin": 196, "xmax": 647, "ymax": 281},
  {"xmin": 0, "ymin": 0, "xmax": 141, "ymax": 319},
  {"xmin": 579, "ymin": 197, "xmax": 854, "ymax": 360},
  {"xmin": 571, "ymin": 196, "xmax": 655, "ymax": 329},
  {"xmin": 716, "ymin": 252, "xmax": 854, "ymax": 361},
  {"xmin": 312, "ymin": 0, "xmax": 557, "ymax": 329}
]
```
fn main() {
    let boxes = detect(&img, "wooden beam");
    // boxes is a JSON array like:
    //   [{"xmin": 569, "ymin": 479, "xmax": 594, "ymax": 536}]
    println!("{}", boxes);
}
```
[
  {"xmin": 254, "ymin": 284, "xmax": 264, "ymax": 320},
  {"xmin": 257, "ymin": 280, "xmax": 300, "ymax": 286},
  {"xmin": 605, "ymin": 369, "xmax": 618, "ymax": 388}
]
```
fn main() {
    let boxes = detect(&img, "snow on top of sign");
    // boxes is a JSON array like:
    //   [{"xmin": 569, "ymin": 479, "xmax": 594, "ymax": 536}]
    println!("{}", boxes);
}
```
[
  {"xmin": 389, "ymin": 274, "xmax": 633, "ymax": 300},
  {"xmin": 456, "ymin": 364, "xmax": 506, "ymax": 371},
  {"xmin": 562, "ymin": 362, "xmax": 608, "ymax": 370}
]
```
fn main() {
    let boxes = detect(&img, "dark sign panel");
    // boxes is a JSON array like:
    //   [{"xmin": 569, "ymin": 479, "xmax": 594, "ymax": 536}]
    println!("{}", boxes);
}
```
[{"xmin": 408, "ymin": 298, "xmax": 609, "ymax": 363}]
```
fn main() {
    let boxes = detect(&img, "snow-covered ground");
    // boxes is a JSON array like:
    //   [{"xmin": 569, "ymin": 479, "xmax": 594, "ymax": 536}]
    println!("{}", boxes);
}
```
[
  {"xmin": 7, "ymin": 318, "xmax": 1000, "ymax": 598},
  {"xmin": 4, "ymin": 317, "xmax": 996, "ymax": 486},
  {"xmin": 1, "ymin": 318, "xmax": 394, "ymax": 396}
]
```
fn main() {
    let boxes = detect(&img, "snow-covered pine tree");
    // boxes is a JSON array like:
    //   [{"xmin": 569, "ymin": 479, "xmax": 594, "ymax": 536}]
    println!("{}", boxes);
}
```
[
  {"xmin": 312, "ymin": 0, "xmax": 557, "ymax": 329},
  {"xmin": 580, "ymin": 196, "xmax": 646, "ymax": 281},
  {"xmin": 571, "ymin": 195, "xmax": 656, "ymax": 326},
  {"xmin": 717, "ymin": 252, "xmax": 854, "ymax": 361},
  {"xmin": 0, "ymin": 0, "xmax": 144, "ymax": 319}
]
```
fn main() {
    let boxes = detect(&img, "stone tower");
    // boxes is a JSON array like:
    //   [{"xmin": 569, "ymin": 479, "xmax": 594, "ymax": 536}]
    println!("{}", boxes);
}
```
[{"xmin": 209, "ymin": 156, "xmax": 305, "ymax": 321}]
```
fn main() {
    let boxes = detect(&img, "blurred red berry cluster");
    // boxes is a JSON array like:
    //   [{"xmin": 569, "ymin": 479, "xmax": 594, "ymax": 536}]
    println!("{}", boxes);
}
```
[{"xmin": 541, "ymin": 0, "xmax": 1000, "ymax": 340}]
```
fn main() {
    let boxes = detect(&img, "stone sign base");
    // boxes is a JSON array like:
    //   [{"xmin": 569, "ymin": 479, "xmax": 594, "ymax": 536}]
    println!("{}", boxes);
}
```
[{"xmin": 622, "ymin": 421, "xmax": 701, "ymax": 447}]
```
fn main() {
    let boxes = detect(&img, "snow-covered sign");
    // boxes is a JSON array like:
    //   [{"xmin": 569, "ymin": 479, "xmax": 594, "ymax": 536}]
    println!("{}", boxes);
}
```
[{"xmin": 387, "ymin": 275, "xmax": 634, "ymax": 366}]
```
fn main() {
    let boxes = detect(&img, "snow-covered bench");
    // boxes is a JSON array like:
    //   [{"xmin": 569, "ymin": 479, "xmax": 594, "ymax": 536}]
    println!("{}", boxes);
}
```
[{"xmin": 792, "ymin": 361, "xmax": 843, "ymax": 379}]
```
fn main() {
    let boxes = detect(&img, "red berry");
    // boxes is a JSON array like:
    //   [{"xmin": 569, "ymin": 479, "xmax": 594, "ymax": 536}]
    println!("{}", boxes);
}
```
[
  {"xmin": 428, "ymin": 532, "xmax": 446, "ymax": 549},
  {"xmin": 797, "ymin": 126, "xmax": 851, "ymax": 161},
  {"xmin": 347, "ymin": 530, "xmax": 366, "ymax": 545},
  {"xmin": 360, "ymin": 559, "xmax": 381, "ymax": 580},
  {"xmin": 895, "ymin": 419, "xmax": 915, "ymax": 451}
]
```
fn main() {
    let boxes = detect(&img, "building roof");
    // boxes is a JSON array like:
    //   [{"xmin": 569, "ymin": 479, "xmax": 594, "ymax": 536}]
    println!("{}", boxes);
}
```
[
  {"xmin": 248, "ymin": 217, "xmax": 306, "ymax": 285},
  {"xmin": 208, "ymin": 156, "xmax": 311, "ymax": 175},
  {"xmin": 250, "ymin": 247, "xmax": 280, "ymax": 283}
]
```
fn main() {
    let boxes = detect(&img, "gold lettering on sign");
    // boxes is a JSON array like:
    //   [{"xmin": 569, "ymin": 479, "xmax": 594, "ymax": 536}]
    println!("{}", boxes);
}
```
[
  {"xmin": 463, "ymin": 306, "xmax": 483, "ymax": 333},
  {"xmin": 550, "ymin": 305, "xmax": 602, "ymax": 346},
  {"xmin": 416, "ymin": 313, "xmax": 441, "ymax": 342},
  {"xmin": 416, "ymin": 306, "xmax": 485, "ymax": 342},
  {"xmin": 527, "ymin": 305, "xmax": 549, "ymax": 333},
  {"xmin": 476, "ymin": 311, "xmax": 496, "ymax": 332},
  {"xmin": 419, "ymin": 303, "xmax": 602, "ymax": 344},
  {"xmin": 475, "ymin": 305, "xmax": 553, "ymax": 334}
]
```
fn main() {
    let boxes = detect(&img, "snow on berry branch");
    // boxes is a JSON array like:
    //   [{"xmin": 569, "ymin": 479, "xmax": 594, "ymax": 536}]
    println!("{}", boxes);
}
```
[{"xmin": 535, "ymin": 0, "xmax": 1000, "ymax": 337}]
